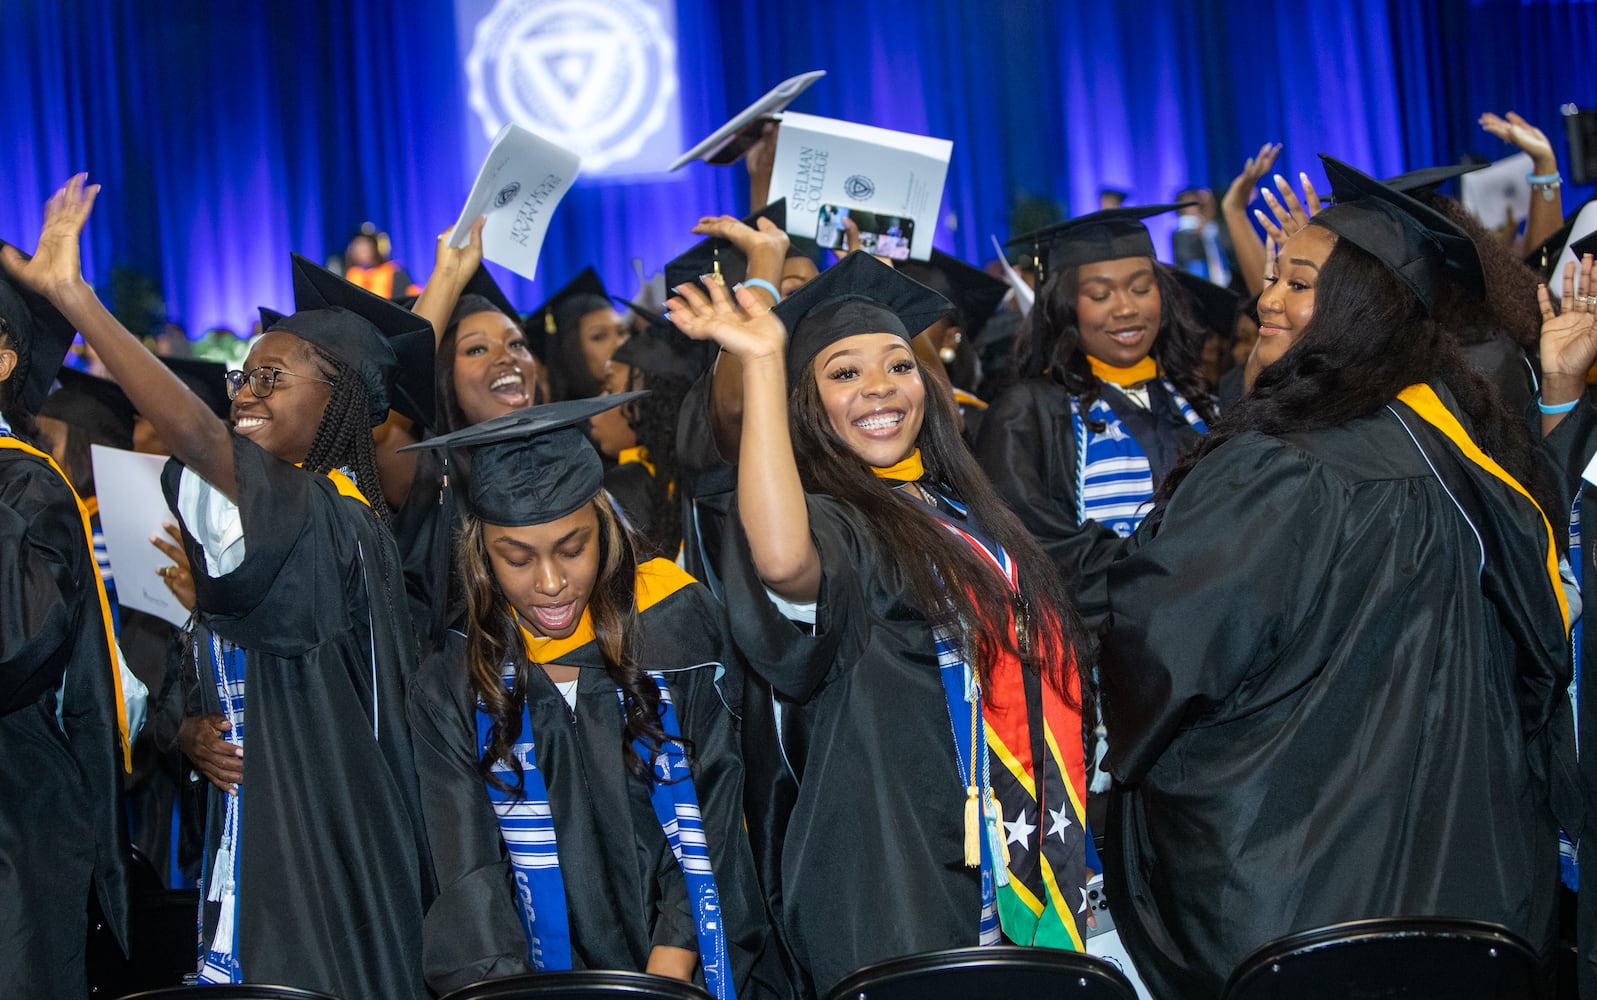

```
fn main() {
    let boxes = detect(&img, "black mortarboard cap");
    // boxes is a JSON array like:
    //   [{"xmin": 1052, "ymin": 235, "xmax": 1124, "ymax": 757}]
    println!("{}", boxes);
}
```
[
  {"xmin": 43, "ymin": 367, "xmax": 137, "ymax": 447},
  {"xmin": 399, "ymin": 392, "xmax": 648, "ymax": 526},
  {"xmin": 664, "ymin": 200, "xmax": 789, "ymax": 298},
  {"xmin": 1170, "ymin": 269, "xmax": 1243, "ymax": 339},
  {"xmin": 270, "ymin": 253, "xmax": 426, "ymax": 425},
  {"xmin": 533, "ymin": 267, "xmax": 613, "ymax": 343},
  {"xmin": 1314, "ymin": 154, "xmax": 1485, "ymax": 310},
  {"xmin": 1383, "ymin": 162, "xmax": 1488, "ymax": 196},
  {"xmin": 162, "ymin": 357, "xmax": 233, "ymax": 419},
  {"xmin": 1006, "ymin": 204, "xmax": 1187, "ymax": 277},
  {"xmin": 611, "ymin": 325, "xmax": 710, "ymax": 383},
  {"xmin": 897, "ymin": 249, "xmax": 1008, "ymax": 339},
  {"xmin": 258, "ymin": 306, "xmax": 286, "ymax": 330},
  {"xmin": 773, "ymin": 252, "xmax": 952, "ymax": 385},
  {"xmin": 448, "ymin": 265, "xmax": 523, "ymax": 337},
  {"xmin": 0, "ymin": 246, "xmax": 79, "ymax": 416},
  {"xmin": 1523, "ymin": 200, "xmax": 1594, "ymax": 278}
]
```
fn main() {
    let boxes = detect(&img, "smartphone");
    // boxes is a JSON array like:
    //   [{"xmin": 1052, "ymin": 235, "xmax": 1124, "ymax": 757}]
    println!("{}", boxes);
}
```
[
  {"xmin": 1085, "ymin": 874, "xmax": 1116, "ymax": 939},
  {"xmin": 816, "ymin": 205, "xmax": 915, "ymax": 260}
]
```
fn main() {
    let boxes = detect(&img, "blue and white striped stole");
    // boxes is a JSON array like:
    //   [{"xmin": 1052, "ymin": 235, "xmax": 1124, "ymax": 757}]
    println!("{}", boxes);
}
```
[{"xmin": 1071, "ymin": 384, "xmax": 1207, "ymax": 537}]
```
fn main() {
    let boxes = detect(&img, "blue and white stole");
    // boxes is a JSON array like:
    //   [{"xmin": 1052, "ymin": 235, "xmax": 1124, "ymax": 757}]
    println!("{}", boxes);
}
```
[
  {"xmin": 198, "ymin": 633, "xmax": 247, "ymax": 984},
  {"xmin": 1567, "ymin": 495, "xmax": 1582, "ymax": 891},
  {"xmin": 478, "ymin": 664, "xmax": 736, "ymax": 1000},
  {"xmin": 1072, "ymin": 357, "xmax": 1207, "ymax": 537}
]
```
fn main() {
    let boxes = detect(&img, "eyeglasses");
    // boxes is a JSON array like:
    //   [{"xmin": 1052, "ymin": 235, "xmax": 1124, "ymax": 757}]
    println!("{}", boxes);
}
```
[{"xmin": 224, "ymin": 366, "xmax": 336, "ymax": 401}]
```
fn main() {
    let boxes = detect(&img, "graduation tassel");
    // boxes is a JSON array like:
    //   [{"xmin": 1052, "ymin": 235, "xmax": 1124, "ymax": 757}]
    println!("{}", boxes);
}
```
[
  {"xmin": 964, "ymin": 785, "xmax": 982, "ymax": 867},
  {"xmin": 964, "ymin": 680, "xmax": 982, "ymax": 867}
]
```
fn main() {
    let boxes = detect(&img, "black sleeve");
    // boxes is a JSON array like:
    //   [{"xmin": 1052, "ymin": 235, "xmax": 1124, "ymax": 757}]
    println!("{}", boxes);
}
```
[
  {"xmin": 1541, "ymin": 394, "xmax": 1597, "ymax": 512},
  {"xmin": 0, "ymin": 465, "xmax": 86, "ymax": 712},
  {"xmin": 974, "ymin": 381, "xmax": 1126, "ymax": 628},
  {"xmin": 407, "ymin": 643, "xmax": 534, "ymax": 994},
  {"xmin": 718, "ymin": 494, "xmax": 869, "ymax": 704},
  {"xmin": 167, "ymin": 437, "xmax": 361, "ymax": 657},
  {"xmin": 1102, "ymin": 434, "xmax": 1338, "ymax": 783},
  {"xmin": 649, "ymin": 833, "xmax": 696, "ymax": 954}
]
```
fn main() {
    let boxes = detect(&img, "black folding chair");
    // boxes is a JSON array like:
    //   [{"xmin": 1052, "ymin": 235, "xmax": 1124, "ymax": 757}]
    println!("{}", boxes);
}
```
[
  {"xmin": 440, "ymin": 970, "xmax": 714, "ymax": 1000},
  {"xmin": 118, "ymin": 987, "xmax": 341, "ymax": 1000},
  {"xmin": 1222, "ymin": 917, "xmax": 1543, "ymax": 1000},
  {"xmin": 821, "ymin": 946, "xmax": 1140, "ymax": 1000}
]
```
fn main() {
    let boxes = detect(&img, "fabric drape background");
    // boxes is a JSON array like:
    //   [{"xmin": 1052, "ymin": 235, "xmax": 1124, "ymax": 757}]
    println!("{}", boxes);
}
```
[{"xmin": 2, "ymin": 0, "xmax": 1591, "ymax": 336}]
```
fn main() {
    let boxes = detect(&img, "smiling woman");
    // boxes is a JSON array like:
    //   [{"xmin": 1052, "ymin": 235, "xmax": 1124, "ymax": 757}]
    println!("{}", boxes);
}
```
[{"xmin": 666, "ymin": 252, "xmax": 1093, "ymax": 992}]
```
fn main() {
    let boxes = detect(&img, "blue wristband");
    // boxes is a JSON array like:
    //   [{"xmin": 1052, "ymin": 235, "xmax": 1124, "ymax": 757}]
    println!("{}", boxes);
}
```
[
  {"xmin": 1527, "ymin": 172, "xmax": 1562, "ymax": 185},
  {"xmin": 739, "ymin": 278, "xmax": 781, "ymax": 304},
  {"xmin": 1538, "ymin": 394, "xmax": 1580, "ymax": 415}
]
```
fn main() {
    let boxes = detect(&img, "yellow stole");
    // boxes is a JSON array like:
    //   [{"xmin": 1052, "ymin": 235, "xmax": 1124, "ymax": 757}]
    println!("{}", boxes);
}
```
[
  {"xmin": 0, "ymin": 436, "xmax": 131, "ymax": 770},
  {"xmin": 1396, "ymin": 384, "xmax": 1570, "ymax": 631},
  {"xmin": 617, "ymin": 446, "xmax": 656, "ymax": 478},
  {"xmin": 295, "ymin": 463, "xmax": 372, "ymax": 508},
  {"xmin": 1087, "ymin": 355, "xmax": 1159, "ymax": 387},
  {"xmin": 870, "ymin": 448, "xmax": 926, "ymax": 482},
  {"xmin": 518, "ymin": 557, "xmax": 697, "ymax": 664}
]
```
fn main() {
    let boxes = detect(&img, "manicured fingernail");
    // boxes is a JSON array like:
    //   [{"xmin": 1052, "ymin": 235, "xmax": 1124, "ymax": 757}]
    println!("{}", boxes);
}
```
[
  {"xmin": 1300, "ymin": 172, "xmax": 1311, "ymax": 186},
  {"xmin": 698, "ymin": 273, "xmax": 716, "ymax": 284},
  {"xmin": 1274, "ymin": 174, "xmax": 1286, "ymax": 185}
]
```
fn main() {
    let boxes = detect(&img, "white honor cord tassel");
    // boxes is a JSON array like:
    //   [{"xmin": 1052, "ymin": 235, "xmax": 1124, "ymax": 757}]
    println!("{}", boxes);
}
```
[{"xmin": 964, "ymin": 785, "xmax": 982, "ymax": 867}]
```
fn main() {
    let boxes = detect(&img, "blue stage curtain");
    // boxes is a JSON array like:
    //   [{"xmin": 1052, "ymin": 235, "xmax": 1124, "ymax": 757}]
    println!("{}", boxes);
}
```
[{"xmin": 1, "ymin": 0, "xmax": 1591, "ymax": 334}]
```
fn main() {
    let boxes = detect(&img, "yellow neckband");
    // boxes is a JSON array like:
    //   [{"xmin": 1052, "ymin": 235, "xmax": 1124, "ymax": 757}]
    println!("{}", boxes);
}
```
[
  {"xmin": 1087, "ymin": 355, "xmax": 1159, "ymax": 387},
  {"xmin": 871, "ymin": 448, "xmax": 925, "ymax": 482}
]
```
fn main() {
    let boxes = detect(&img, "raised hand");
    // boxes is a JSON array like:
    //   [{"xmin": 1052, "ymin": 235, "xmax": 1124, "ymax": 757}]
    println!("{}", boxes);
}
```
[
  {"xmin": 1539, "ymin": 254, "xmax": 1597, "ymax": 380},
  {"xmin": 691, "ymin": 214, "xmax": 790, "ymax": 268},
  {"xmin": 432, "ymin": 215, "xmax": 486, "ymax": 288},
  {"xmin": 1254, "ymin": 172, "xmax": 1322, "ymax": 245},
  {"xmin": 666, "ymin": 275, "xmax": 786, "ymax": 365},
  {"xmin": 1480, "ymin": 111, "xmax": 1555, "ymax": 169},
  {"xmin": 1221, "ymin": 142, "xmax": 1282, "ymax": 215},
  {"xmin": 0, "ymin": 173, "xmax": 99, "ymax": 303}
]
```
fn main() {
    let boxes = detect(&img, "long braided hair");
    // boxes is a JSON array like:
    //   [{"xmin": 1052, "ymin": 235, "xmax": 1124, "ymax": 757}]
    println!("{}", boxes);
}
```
[
  {"xmin": 300, "ymin": 343, "xmax": 393, "ymax": 525},
  {"xmin": 462, "ymin": 497, "xmax": 680, "ymax": 793}
]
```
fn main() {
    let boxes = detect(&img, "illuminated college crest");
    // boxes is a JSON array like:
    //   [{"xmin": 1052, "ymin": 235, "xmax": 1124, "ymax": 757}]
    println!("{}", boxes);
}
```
[{"xmin": 466, "ymin": 0, "xmax": 679, "ymax": 173}]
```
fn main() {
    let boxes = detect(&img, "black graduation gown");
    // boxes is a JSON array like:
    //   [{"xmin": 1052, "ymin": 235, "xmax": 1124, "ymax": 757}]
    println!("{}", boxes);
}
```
[
  {"xmin": 161, "ymin": 436, "xmax": 431, "ymax": 999},
  {"xmin": 1541, "ymin": 396, "xmax": 1597, "ymax": 998},
  {"xmin": 605, "ymin": 459, "xmax": 659, "ymax": 552},
  {"xmin": 674, "ymin": 371, "xmax": 803, "ymax": 987},
  {"xmin": 720, "ymin": 492, "xmax": 1008, "ymax": 995},
  {"xmin": 0, "ymin": 446, "xmax": 129, "ymax": 999},
  {"xmin": 975, "ymin": 376, "xmax": 1200, "ymax": 629},
  {"xmin": 1101, "ymin": 385, "xmax": 1569, "ymax": 999},
  {"xmin": 389, "ymin": 446, "xmax": 455, "ymax": 651},
  {"xmin": 408, "ymin": 574, "xmax": 785, "ymax": 998}
]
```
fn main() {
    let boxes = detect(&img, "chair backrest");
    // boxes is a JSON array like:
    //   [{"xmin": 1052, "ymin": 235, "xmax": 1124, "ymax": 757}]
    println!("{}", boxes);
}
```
[
  {"xmin": 1222, "ymin": 917, "xmax": 1543, "ymax": 1000},
  {"xmin": 439, "ymin": 970, "xmax": 714, "ymax": 1000},
  {"xmin": 118, "ymin": 987, "xmax": 342, "ymax": 1000},
  {"xmin": 821, "ymin": 946, "xmax": 1141, "ymax": 1000}
]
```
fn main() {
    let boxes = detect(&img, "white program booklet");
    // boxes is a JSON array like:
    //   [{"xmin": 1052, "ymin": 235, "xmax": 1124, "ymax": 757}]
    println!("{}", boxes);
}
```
[
  {"xmin": 767, "ymin": 112, "xmax": 952, "ymax": 261},
  {"xmin": 669, "ymin": 70, "xmax": 826, "ymax": 171},
  {"xmin": 90, "ymin": 445, "xmax": 190, "ymax": 628},
  {"xmin": 448, "ymin": 123, "xmax": 582, "ymax": 280},
  {"xmin": 1460, "ymin": 152, "xmax": 1534, "ymax": 230}
]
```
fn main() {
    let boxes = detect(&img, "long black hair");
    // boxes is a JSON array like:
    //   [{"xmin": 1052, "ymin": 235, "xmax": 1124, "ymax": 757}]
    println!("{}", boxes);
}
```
[
  {"xmin": 1154, "ymin": 227, "xmax": 1559, "ymax": 524},
  {"xmin": 1035, "ymin": 261, "xmax": 1218, "ymax": 431},
  {"xmin": 301, "ymin": 343, "xmax": 393, "ymax": 526},
  {"xmin": 790, "ymin": 353, "xmax": 1089, "ymax": 703}
]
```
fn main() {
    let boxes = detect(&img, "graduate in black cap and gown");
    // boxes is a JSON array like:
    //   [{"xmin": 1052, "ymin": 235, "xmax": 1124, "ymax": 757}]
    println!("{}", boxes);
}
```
[
  {"xmin": 1533, "ymin": 232, "xmax": 1597, "ymax": 996},
  {"xmin": 532, "ymin": 268, "xmax": 631, "ymax": 402},
  {"xmin": 3, "ymin": 176, "xmax": 431, "ymax": 998},
  {"xmin": 0, "ymin": 256, "xmax": 129, "ymax": 1000},
  {"xmin": 976, "ymin": 206, "xmax": 1217, "ymax": 633},
  {"xmin": 1098, "ymin": 156, "xmax": 1572, "ymax": 998},
  {"xmin": 668, "ymin": 252, "xmax": 1092, "ymax": 996},
  {"xmin": 404, "ymin": 396, "xmax": 784, "ymax": 998}
]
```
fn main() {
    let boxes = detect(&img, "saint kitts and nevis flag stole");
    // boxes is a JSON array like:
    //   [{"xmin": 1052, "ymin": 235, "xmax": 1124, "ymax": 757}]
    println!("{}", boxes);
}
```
[{"xmin": 929, "ymin": 490, "xmax": 1089, "ymax": 951}]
